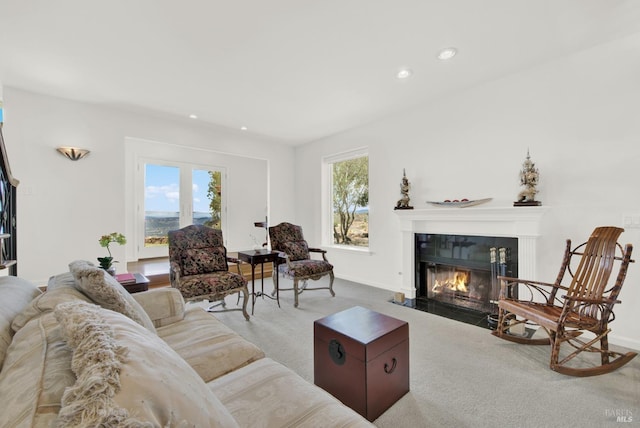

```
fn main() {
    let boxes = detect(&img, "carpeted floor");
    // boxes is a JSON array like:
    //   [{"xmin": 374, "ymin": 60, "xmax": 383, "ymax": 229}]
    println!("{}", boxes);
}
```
[{"xmin": 199, "ymin": 277, "xmax": 640, "ymax": 428}]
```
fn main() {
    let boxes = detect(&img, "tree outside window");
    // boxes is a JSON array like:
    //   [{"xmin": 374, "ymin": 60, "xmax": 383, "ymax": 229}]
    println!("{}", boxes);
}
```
[
  {"xmin": 331, "ymin": 155, "xmax": 368, "ymax": 247},
  {"xmin": 205, "ymin": 170, "xmax": 222, "ymax": 229}
]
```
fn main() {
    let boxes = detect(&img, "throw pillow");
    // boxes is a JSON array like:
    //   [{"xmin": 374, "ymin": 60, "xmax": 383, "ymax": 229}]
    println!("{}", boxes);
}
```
[
  {"xmin": 283, "ymin": 240, "xmax": 310, "ymax": 261},
  {"xmin": 46, "ymin": 271, "xmax": 76, "ymax": 291},
  {"xmin": 182, "ymin": 247, "xmax": 227, "ymax": 276},
  {"xmin": 68, "ymin": 260, "xmax": 156, "ymax": 334},
  {"xmin": 53, "ymin": 301, "xmax": 239, "ymax": 428}
]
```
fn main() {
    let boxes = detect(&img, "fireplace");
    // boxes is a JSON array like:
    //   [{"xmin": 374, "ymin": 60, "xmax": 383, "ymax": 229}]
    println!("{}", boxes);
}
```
[
  {"xmin": 415, "ymin": 233, "xmax": 518, "ymax": 318},
  {"xmin": 395, "ymin": 206, "xmax": 548, "ymax": 326}
]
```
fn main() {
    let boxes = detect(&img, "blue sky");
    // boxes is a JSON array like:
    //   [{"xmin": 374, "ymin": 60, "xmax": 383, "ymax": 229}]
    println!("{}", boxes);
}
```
[{"xmin": 144, "ymin": 164, "xmax": 212, "ymax": 213}]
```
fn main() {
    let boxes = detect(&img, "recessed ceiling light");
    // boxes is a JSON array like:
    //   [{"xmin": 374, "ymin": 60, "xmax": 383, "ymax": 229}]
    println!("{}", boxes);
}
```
[
  {"xmin": 189, "ymin": 114, "xmax": 198, "ymax": 119},
  {"xmin": 437, "ymin": 47, "xmax": 457, "ymax": 60},
  {"xmin": 396, "ymin": 68, "xmax": 413, "ymax": 79},
  {"xmin": 240, "ymin": 126, "xmax": 248, "ymax": 131}
]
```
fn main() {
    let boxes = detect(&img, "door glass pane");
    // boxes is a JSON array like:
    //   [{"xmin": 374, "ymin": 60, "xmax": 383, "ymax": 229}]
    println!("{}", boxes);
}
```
[
  {"xmin": 144, "ymin": 164, "xmax": 180, "ymax": 248},
  {"xmin": 193, "ymin": 169, "xmax": 222, "ymax": 229}
]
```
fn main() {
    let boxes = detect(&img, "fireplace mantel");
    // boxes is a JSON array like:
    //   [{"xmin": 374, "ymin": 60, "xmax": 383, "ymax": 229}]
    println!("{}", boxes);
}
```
[{"xmin": 395, "ymin": 206, "xmax": 549, "ymax": 298}]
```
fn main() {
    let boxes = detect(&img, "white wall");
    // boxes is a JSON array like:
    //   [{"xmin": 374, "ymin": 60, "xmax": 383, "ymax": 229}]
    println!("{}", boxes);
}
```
[
  {"xmin": 2, "ymin": 87, "xmax": 295, "ymax": 284},
  {"xmin": 294, "ymin": 34, "xmax": 640, "ymax": 349}
]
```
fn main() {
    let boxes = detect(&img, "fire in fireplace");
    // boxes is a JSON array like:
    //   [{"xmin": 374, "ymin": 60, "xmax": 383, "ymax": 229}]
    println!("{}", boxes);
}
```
[{"xmin": 415, "ymin": 233, "xmax": 518, "ymax": 326}]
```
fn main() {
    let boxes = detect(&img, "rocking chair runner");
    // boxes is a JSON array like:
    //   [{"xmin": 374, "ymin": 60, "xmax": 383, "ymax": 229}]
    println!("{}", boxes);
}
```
[{"xmin": 492, "ymin": 226, "xmax": 636, "ymax": 376}]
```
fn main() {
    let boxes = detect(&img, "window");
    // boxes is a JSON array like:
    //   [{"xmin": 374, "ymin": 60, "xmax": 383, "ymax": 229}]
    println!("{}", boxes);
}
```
[
  {"xmin": 140, "ymin": 162, "xmax": 224, "ymax": 258},
  {"xmin": 325, "ymin": 149, "xmax": 369, "ymax": 248}
]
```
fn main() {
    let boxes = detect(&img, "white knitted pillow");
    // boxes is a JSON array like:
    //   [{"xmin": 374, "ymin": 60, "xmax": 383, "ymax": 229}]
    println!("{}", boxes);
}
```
[
  {"xmin": 54, "ymin": 301, "xmax": 239, "ymax": 428},
  {"xmin": 68, "ymin": 260, "xmax": 156, "ymax": 333}
]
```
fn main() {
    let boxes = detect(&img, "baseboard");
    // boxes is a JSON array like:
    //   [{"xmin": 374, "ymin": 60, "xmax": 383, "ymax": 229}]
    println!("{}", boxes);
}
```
[
  {"xmin": 334, "ymin": 273, "xmax": 397, "ymax": 294},
  {"xmin": 609, "ymin": 334, "xmax": 640, "ymax": 352}
]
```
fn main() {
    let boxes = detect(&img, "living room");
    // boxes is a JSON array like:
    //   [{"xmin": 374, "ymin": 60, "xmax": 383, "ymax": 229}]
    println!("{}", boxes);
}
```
[{"xmin": 0, "ymin": 2, "xmax": 639, "ymax": 425}]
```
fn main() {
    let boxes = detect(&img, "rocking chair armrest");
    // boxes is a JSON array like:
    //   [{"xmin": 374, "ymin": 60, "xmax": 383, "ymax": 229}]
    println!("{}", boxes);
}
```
[
  {"xmin": 497, "ymin": 276, "xmax": 566, "ymax": 290},
  {"xmin": 497, "ymin": 276, "xmax": 568, "ymax": 302},
  {"xmin": 561, "ymin": 295, "xmax": 622, "ymax": 305}
]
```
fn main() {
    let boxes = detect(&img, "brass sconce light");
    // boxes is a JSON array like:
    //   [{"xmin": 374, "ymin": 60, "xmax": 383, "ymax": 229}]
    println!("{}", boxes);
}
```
[{"xmin": 56, "ymin": 147, "xmax": 90, "ymax": 161}]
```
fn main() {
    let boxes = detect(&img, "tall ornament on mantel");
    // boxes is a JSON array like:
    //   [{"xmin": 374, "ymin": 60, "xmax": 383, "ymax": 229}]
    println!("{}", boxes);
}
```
[
  {"xmin": 395, "ymin": 169, "xmax": 414, "ymax": 210},
  {"xmin": 514, "ymin": 149, "xmax": 541, "ymax": 206}
]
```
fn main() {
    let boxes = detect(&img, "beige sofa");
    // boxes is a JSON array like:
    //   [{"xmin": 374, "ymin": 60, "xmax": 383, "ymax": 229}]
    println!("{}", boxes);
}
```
[{"xmin": 0, "ymin": 261, "xmax": 374, "ymax": 427}]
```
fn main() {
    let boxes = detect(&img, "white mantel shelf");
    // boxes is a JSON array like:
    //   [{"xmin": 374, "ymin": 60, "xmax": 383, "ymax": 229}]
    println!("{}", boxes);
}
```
[{"xmin": 395, "ymin": 205, "xmax": 550, "ymax": 298}]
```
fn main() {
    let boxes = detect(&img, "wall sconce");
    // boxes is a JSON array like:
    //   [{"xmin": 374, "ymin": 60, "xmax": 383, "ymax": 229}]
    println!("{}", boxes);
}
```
[{"xmin": 56, "ymin": 147, "xmax": 90, "ymax": 161}]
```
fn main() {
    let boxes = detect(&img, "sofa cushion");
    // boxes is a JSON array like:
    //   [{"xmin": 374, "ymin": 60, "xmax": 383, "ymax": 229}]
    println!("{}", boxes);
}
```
[
  {"xmin": 208, "ymin": 357, "xmax": 374, "ymax": 427},
  {"xmin": 11, "ymin": 285, "xmax": 91, "ymax": 333},
  {"xmin": 280, "ymin": 259, "xmax": 334, "ymax": 279},
  {"xmin": 182, "ymin": 247, "xmax": 228, "ymax": 275},
  {"xmin": 132, "ymin": 287, "xmax": 186, "ymax": 328},
  {"xmin": 0, "ymin": 276, "xmax": 42, "ymax": 368},
  {"xmin": 0, "ymin": 311, "xmax": 75, "ymax": 428},
  {"xmin": 53, "ymin": 300, "xmax": 239, "ymax": 427},
  {"xmin": 157, "ymin": 307, "xmax": 264, "ymax": 382},
  {"xmin": 68, "ymin": 260, "xmax": 156, "ymax": 333}
]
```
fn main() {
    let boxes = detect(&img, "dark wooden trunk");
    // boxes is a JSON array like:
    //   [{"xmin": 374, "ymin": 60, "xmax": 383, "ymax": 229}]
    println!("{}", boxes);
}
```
[{"xmin": 314, "ymin": 306, "xmax": 409, "ymax": 421}]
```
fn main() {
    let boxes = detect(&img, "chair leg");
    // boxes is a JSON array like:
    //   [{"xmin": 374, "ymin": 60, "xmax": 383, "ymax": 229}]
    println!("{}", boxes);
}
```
[
  {"xmin": 549, "ymin": 332, "xmax": 562, "ymax": 372},
  {"xmin": 601, "ymin": 334, "xmax": 610, "ymax": 366},
  {"xmin": 293, "ymin": 279, "xmax": 300, "ymax": 308},
  {"xmin": 241, "ymin": 287, "xmax": 250, "ymax": 321},
  {"xmin": 328, "ymin": 271, "xmax": 335, "ymax": 297},
  {"xmin": 271, "ymin": 269, "xmax": 278, "ymax": 297}
]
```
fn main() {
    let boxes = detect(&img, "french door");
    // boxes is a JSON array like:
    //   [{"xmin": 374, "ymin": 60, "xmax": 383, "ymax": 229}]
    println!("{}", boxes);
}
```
[{"xmin": 138, "ymin": 160, "xmax": 225, "ymax": 259}]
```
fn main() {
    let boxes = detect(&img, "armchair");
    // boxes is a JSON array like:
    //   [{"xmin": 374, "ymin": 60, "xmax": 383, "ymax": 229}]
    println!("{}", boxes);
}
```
[
  {"xmin": 269, "ymin": 222, "xmax": 334, "ymax": 308},
  {"xmin": 168, "ymin": 225, "xmax": 249, "ymax": 320}
]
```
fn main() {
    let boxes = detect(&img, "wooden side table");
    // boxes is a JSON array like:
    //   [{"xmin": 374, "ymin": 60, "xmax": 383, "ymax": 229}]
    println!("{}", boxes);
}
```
[
  {"xmin": 314, "ymin": 306, "xmax": 409, "ymax": 422},
  {"xmin": 237, "ymin": 249, "xmax": 281, "ymax": 315},
  {"xmin": 121, "ymin": 273, "xmax": 150, "ymax": 294}
]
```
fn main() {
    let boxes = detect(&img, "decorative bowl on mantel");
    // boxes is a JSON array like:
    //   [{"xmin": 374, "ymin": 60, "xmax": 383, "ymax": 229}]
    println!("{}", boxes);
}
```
[{"xmin": 426, "ymin": 198, "xmax": 492, "ymax": 208}]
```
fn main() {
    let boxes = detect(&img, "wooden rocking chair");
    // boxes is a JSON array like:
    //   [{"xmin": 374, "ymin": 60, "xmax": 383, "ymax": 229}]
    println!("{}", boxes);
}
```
[{"xmin": 491, "ymin": 226, "xmax": 636, "ymax": 376}]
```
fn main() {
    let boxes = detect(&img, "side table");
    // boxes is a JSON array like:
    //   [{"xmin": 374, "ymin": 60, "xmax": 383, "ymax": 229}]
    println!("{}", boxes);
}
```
[
  {"xmin": 237, "ymin": 249, "xmax": 281, "ymax": 315},
  {"xmin": 121, "ymin": 273, "xmax": 150, "ymax": 294}
]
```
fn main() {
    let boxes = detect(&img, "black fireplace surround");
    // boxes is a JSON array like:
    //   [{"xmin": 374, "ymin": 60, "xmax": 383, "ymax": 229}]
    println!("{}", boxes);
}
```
[{"xmin": 414, "ymin": 233, "xmax": 518, "ymax": 328}]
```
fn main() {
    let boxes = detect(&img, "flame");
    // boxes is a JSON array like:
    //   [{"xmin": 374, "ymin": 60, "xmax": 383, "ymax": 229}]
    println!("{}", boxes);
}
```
[{"xmin": 432, "ymin": 271, "xmax": 469, "ymax": 293}]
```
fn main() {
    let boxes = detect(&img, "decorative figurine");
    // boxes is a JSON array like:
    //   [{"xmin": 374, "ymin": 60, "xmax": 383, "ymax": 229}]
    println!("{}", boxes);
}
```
[
  {"xmin": 514, "ymin": 150, "xmax": 541, "ymax": 206},
  {"xmin": 395, "ymin": 169, "xmax": 414, "ymax": 210}
]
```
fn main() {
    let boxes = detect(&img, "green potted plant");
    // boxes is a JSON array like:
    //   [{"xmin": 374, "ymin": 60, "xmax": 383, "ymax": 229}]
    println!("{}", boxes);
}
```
[{"xmin": 98, "ymin": 232, "xmax": 126, "ymax": 275}]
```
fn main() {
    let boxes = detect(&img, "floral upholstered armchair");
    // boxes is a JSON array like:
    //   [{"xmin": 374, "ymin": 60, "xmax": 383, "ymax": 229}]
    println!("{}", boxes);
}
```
[
  {"xmin": 168, "ymin": 225, "xmax": 249, "ymax": 320},
  {"xmin": 268, "ymin": 222, "xmax": 334, "ymax": 308}
]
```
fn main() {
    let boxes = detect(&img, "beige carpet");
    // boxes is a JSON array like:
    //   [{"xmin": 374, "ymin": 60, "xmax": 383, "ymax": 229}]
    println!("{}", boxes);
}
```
[{"xmin": 199, "ymin": 277, "xmax": 640, "ymax": 428}]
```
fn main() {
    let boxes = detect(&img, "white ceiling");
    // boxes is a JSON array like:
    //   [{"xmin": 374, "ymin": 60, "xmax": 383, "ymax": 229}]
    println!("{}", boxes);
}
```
[{"xmin": 1, "ymin": 0, "xmax": 640, "ymax": 144}]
